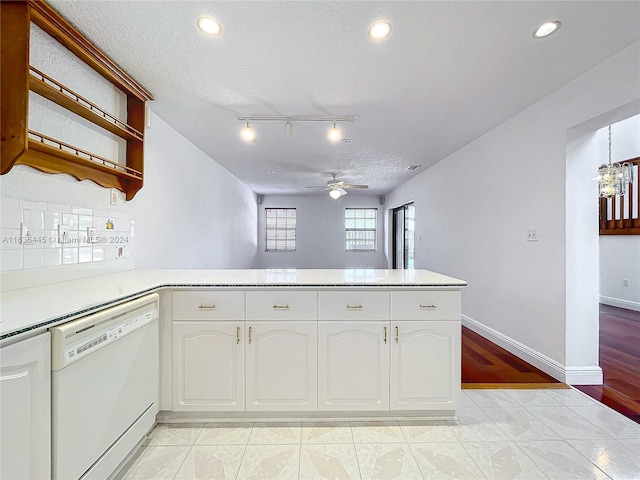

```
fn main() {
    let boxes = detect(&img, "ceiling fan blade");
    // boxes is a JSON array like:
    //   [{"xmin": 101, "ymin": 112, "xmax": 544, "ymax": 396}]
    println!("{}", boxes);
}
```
[
  {"xmin": 338, "ymin": 188, "xmax": 348, "ymax": 195},
  {"xmin": 343, "ymin": 184, "xmax": 369, "ymax": 189},
  {"xmin": 305, "ymin": 185, "xmax": 326, "ymax": 188}
]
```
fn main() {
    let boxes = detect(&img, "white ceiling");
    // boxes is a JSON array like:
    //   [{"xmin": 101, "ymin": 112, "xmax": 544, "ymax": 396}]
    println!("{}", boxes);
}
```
[{"xmin": 48, "ymin": 1, "xmax": 640, "ymax": 196}]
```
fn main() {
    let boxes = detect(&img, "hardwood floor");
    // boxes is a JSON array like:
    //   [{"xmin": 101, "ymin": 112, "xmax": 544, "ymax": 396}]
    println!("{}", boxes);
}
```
[
  {"xmin": 461, "ymin": 326, "xmax": 560, "ymax": 385},
  {"xmin": 461, "ymin": 306, "xmax": 640, "ymax": 424},
  {"xmin": 575, "ymin": 305, "xmax": 640, "ymax": 424}
]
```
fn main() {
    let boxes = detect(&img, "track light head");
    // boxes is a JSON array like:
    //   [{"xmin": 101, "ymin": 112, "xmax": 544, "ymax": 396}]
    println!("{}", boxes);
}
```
[
  {"xmin": 327, "ymin": 122, "xmax": 342, "ymax": 143},
  {"xmin": 240, "ymin": 122, "xmax": 256, "ymax": 143}
]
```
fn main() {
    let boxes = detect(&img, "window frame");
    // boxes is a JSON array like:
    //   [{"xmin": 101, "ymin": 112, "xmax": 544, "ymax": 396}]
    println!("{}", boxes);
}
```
[
  {"xmin": 265, "ymin": 207, "xmax": 297, "ymax": 252},
  {"xmin": 344, "ymin": 208, "xmax": 378, "ymax": 252}
]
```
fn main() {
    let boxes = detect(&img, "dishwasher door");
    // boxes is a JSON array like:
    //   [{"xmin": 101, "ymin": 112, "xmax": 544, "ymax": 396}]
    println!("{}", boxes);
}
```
[{"xmin": 51, "ymin": 294, "xmax": 159, "ymax": 480}]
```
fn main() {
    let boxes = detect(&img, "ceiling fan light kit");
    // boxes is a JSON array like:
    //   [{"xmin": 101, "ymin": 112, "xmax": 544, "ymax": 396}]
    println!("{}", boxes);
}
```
[{"xmin": 306, "ymin": 173, "xmax": 369, "ymax": 199}]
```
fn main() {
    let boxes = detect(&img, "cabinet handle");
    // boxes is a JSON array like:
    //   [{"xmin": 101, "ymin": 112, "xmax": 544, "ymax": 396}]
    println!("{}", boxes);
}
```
[
  {"xmin": 419, "ymin": 304, "xmax": 437, "ymax": 309},
  {"xmin": 346, "ymin": 304, "xmax": 363, "ymax": 309},
  {"xmin": 198, "ymin": 304, "xmax": 216, "ymax": 310},
  {"xmin": 395, "ymin": 325, "xmax": 399, "ymax": 343},
  {"xmin": 248, "ymin": 326, "xmax": 252, "ymax": 344},
  {"xmin": 236, "ymin": 326, "xmax": 240, "ymax": 344},
  {"xmin": 383, "ymin": 326, "xmax": 387, "ymax": 344},
  {"xmin": 272, "ymin": 304, "xmax": 290, "ymax": 309}
]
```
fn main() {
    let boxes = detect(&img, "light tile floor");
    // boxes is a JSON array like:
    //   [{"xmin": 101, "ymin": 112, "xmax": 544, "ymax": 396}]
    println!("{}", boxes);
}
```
[{"xmin": 119, "ymin": 388, "xmax": 640, "ymax": 480}]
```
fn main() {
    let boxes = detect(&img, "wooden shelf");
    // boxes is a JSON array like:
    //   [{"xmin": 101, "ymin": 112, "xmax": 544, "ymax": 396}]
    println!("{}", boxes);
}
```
[
  {"xmin": 29, "ymin": 67, "xmax": 143, "ymax": 142},
  {"xmin": 1, "ymin": 0, "xmax": 153, "ymax": 201}
]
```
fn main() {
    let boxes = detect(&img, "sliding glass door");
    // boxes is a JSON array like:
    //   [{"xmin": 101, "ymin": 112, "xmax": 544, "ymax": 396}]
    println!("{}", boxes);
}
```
[{"xmin": 392, "ymin": 203, "xmax": 414, "ymax": 269}]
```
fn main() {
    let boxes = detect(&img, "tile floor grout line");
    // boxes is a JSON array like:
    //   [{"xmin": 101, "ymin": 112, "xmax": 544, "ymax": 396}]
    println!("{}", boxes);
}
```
[{"xmin": 171, "ymin": 444, "xmax": 194, "ymax": 480}]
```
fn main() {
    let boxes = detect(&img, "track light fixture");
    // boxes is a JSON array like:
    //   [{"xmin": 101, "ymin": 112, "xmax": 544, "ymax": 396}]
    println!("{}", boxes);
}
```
[
  {"xmin": 236, "ymin": 115, "xmax": 358, "ymax": 143},
  {"xmin": 327, "ymin": 122, "xmax": 342, "ymax": 143},
  {"xmin": 240, "ymin": 122, "xmax": 256, "ymax": 143}
]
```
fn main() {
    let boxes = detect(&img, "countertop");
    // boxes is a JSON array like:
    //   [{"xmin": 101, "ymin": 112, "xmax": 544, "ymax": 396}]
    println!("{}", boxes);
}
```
[{"xmin": 0, "ymin": 269, "xmax": 466, "ymax": 341}]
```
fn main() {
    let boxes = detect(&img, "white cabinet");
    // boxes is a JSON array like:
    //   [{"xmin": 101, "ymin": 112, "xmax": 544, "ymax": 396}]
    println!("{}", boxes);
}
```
[
  {"xmin": 173, "ymin": 322, "xmax": 244, "ymax": 411},
  {"xmin": 390, "ymin": 321, "xmax": 460, "ymax": 410},
  {"xmin": 0, "ymin": 332, "xmax": 51, "ymax": 480},
  {"xmin": 170, "ymin": 286, "xmax": 461, "ymax": 416},
  {"xmin": 246, "ymin": 322, "xmax": 317, "ymax": 411},
  {"xmin": 318, "ymin": 322, "xmax": 389, "ymax": 410}
]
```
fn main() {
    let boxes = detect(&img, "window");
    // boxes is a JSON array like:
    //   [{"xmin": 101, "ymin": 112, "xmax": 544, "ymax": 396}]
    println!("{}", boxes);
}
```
[
  {"xmin": 345, "ymin": 208, "xmax": 377, "ymax": 251},
  {"xmin": 265, "ymin": 208, "xmax": 296, "ymax": 251}
]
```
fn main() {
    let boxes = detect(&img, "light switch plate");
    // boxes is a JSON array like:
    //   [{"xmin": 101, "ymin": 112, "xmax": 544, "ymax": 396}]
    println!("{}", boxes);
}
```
[
  {"xmin": 58, "ymin": 224, "xmax": 70, "ymax": 244},
  {"xmin": 20, "ymin": 222, "xmax": 31, "ymax": 239},
  {"xmin": 110, "ymin": 189, "xmax": 118, "ymax": 206},
  {"xmin": 87, "ymin": 227, "xmax": 97, "ymax": 243}
]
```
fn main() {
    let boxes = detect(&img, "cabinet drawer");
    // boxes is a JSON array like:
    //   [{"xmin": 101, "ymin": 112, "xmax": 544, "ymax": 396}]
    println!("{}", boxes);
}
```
[
  {"xmin": 246, "ymin": 290, "xmax": 317, "ymax": 320},
  {"xmin": 391, "ymin": 290, "xmax": 460, "ymax": 320},
  {"xmin": 172, "ymin": 290, "xmax": 245, "ymax": 320},
  {"xmin": 318, "ymin": 291, "xmax": 390, "ymax": 321}
]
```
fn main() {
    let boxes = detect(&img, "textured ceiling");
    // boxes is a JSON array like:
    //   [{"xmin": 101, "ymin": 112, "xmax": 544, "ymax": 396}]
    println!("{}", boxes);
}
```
[{"xmin": 48, "ymin": 1, "xmax": 640, "ymax": 195}]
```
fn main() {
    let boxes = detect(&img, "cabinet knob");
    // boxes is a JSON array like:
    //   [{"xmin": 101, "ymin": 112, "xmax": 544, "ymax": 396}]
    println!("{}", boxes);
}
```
[
  {"xmin": 272, "ymin": 304, "xmax": 290, "ymax": 309},
  {"xmin": 419, "ymin": 304, "xmax": 437, "ymax": 309},
  {"xmin": 346, "ymin": 304, "xmax": 364, "ymax": 309},
  {"xmin": 198, "ymin": 304, "xmax": 216, "ymax": 310}
]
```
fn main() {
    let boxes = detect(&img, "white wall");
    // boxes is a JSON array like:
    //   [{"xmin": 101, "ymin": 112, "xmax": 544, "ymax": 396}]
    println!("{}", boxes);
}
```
[
  {"xmin": 383, "ymin": 41, "xmax": 640, "ymax": 384},
  {"xmin": 130, "ymin": 112, "xmax": 257, "ymax": 269},
  {"xmin": 253, "ymin": 194, "xmax": 387, "ymax": 269},
  {"xmin": 599, "ymin": 115, "xmax": 640, "ymax": 311}
]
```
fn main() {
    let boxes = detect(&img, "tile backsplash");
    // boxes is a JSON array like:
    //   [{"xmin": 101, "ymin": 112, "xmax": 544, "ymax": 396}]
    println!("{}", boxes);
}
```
[{"xmin": 1, "ymin": 197, "xmax": 134, "ymax": 272}]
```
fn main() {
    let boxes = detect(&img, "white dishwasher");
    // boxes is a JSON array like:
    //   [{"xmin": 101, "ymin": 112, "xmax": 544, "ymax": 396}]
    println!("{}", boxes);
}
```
[{"xmin": 51, "ymin": 293, "xmax": 159, "ymax": 480}]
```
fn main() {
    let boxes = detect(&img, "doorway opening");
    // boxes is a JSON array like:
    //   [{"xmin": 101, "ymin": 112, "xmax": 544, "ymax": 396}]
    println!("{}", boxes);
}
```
[{"xmin": 392, "ymin": 202, "xmax": 414, "ymax": 269}]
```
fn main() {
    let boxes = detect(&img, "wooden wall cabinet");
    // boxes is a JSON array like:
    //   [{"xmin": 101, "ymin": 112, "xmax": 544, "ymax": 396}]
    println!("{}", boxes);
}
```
[{"xmin": 0, "ymin": 0, "xmax": 153, "ymax": 200}]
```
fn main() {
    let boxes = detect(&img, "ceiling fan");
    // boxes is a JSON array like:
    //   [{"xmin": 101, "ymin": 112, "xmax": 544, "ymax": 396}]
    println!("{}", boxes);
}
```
[{"xmin": 306, "ymin": 173, "xmax": 369, "ymax": 198}]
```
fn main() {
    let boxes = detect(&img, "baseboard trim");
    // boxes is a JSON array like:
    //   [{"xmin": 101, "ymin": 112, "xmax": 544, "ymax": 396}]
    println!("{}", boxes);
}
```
[
  {"xmin": 600, "ymin": 296, "xmax": 640, "ymax": 312},
  {"xmin": 462, "ymin": 315, "xmax": 603, "ymax": 385}
]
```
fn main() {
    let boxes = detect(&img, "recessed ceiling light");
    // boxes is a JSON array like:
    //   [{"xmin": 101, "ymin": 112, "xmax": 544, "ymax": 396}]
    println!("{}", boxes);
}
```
[
  {"xmin": 532, "ymin": 21, "xmax": 561, "ymax": 39},
  {"xmin": 197, "ymin": 16, "xmax": 222, "ymax": 36},
  {"xmin": 342, "ymin": 138, "xmax": 353, "ymax": 144},
  {"xmin": 368, "ymin": 20, "xmax": 392, "ymax": 40},
  {"xmin": 268, "ymin": 171, "xmax": 278, "ymax": 174},
  {"xmin": 405, "ymin": 165, "xmax": 421, "ymax": 171}
]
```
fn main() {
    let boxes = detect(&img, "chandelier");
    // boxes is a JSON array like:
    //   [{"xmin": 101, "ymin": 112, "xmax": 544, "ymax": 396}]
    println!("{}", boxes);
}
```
[{"xmin": 598, "ymin": 125, "xmax": 634, "ymax": 198}]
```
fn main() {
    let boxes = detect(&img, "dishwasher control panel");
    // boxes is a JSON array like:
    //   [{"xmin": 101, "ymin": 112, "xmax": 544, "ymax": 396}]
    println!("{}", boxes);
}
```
[
  {"xmin": 50, "ymin": 294, "xmax": 159, "ymax": 371},
  {"xmin": 64, "ymin": 309, "xmax": 154, "ymax": 365}
]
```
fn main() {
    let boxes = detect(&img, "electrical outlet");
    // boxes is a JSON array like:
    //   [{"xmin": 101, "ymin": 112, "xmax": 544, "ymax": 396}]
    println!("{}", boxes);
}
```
[
  {"xmin": 623, "ymin": 279, "xmax": 629, "ymax": 287},
  {"xmin": 110, "ymin": 189, "xmax": 118, "ymax": 206},
  {"xmin": 87, "ymin": 227, "xmax": 97, "ymax": 243},
  {"xmin": 527, "ymin": 228, "xmax": 538, "ymax": 241}
]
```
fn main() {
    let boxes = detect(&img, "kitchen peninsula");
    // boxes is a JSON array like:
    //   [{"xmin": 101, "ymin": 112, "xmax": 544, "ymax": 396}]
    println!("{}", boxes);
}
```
[{"xmin": 1, "ymin": 269, "xmax": 466, "ymax": 478}]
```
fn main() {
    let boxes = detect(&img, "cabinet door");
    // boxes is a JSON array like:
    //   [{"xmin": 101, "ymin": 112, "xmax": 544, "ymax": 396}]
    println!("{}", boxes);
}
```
[
  {"xmin": 246, "ymin": 322, "xmax": 317, "ymax": 411},
  {"xmin": 390, "ymin": 321, "xmax": 460, "ymax": 410},
  {"xmin": 318, "ymin": 322, "xmax": 390, "ymax": 411},
  {"xmin": 173, "ymin": 322, "xmax": 244, "ymax": 411},
  {"xmin": 0, "ymin": 332, "xmax": 51, "ymax": 480}
]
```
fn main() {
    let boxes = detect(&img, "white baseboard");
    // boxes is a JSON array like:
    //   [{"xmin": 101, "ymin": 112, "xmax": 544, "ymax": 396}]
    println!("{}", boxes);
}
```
[
  {"xmin": 462, "ymin": 314, "xmax": 603, "ymax": 386},
  {"xmin": 600, "ymin": 296, "xmax": 640, "ymax": 312}
]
